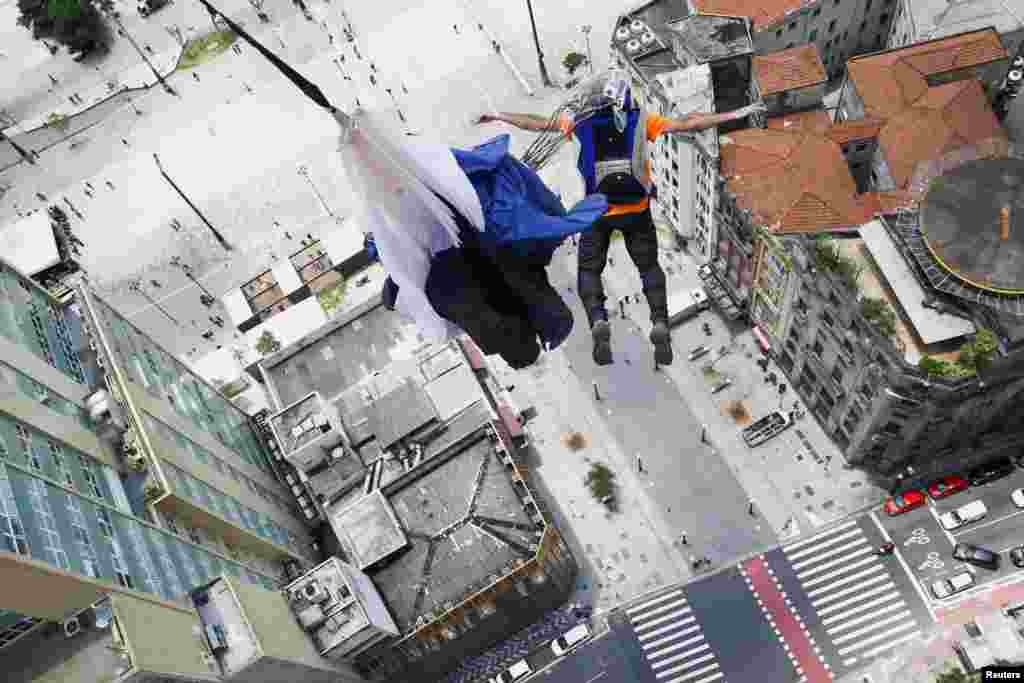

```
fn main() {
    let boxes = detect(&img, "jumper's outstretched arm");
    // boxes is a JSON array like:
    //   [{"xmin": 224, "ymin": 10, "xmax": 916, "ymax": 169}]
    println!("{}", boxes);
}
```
[{"xmin": 660, "ymin": 103, "xmax": 765, "ymax": 135}]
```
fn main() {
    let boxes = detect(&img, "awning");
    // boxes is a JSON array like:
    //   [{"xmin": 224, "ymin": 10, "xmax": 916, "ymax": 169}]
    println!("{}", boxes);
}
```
[{"xmin": 752, "ymin": 326, "xmax": 771, "ymax": 353}]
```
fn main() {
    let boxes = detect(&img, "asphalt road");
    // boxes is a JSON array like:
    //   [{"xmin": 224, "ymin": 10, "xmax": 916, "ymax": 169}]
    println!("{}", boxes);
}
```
[
  {"xmin": 540, "ymin": 617, "xmax": 650, "ymax": 683},
  {"xmin": 546, "ymin": 245, "xmax": 778, "ymax": 567},
  {"xmin": 881, "ymin": 468, "xmax": 1024, "ymax": 599}
]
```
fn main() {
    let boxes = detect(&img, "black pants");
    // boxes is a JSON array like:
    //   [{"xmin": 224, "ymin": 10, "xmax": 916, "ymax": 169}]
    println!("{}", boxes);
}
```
[{"xmin": 577, "ymin": 207, "xmax": 667, "ymax": 327}]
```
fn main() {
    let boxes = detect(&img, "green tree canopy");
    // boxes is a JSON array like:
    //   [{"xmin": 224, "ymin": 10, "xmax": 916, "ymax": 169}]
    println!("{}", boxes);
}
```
[
  {"xmin": 254, "ymin": 329, "xmax": 281, "ymax": 356},
  {"xmin": 17, "ymin": 0, "xmax": 114, "ymax": 56},
  {"xmin": 562, "ymin": 51, "xmax": 588, "ymax": 76}
]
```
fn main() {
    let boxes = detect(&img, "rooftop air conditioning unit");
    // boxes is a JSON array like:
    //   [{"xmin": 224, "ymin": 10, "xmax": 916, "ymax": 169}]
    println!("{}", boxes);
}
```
[
  {"xmin": 1009, "ymin": 70, "xmax": 1023, "ymax": 82},
  {"xmin": 204, "ymin": 623, "xmax": 228, "ymax": 654},
  {"xmin": 615, "ymin": 26, "xmax": 631, "ymax": 42},
  {"xmin": 63, "ymin": 617, "xmax": 82, "ymax": 638},
  {"xmin": 640, "ymin": 32, "xmax": 656, "ymax": 46},
  {"xmin": 303, "ymin": 580, "xmax": 329, "ymax": 604},
  {"xmin": 626, "ymin": 39, "xmax": 641, "ymax": 54},
  {"xmin": 630, "ymin": 20, "xmax": 645, "ymax": 35},
  {"xmin": 86, "ymin": 390, "xmax": 112, "ymax": 424}
]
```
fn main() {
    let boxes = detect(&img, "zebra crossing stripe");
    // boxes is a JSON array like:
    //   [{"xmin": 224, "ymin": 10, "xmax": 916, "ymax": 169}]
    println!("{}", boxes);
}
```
[
  {"xmin": 806, "ymin": 565, "xmax": 885, "ymax": 597},
  {"xmin": 826, "ymin": 601, "xmax": 908, "ymax": 635},
  {"xmin": 835, "ymin": 620, "xmax": 917, "ymax": 654},
  {"xmin": 684, "ymin": 672, "xmax": 724, "ymax": 683},
  {"xmin": 650, "ymin": 643, "xmax": 711, "ymax": 669},
  {"xmin": 802, "ymin": 557, "xmax": 876, "ymax": 589},
  {"xmin": 783, "ymin": 520, "xmax": 859, "ymax": 553},
  {"xmin": 820, "ymin": 591, "xmax": 902, "ymax": 623},
  {"xmin": 636, "ymin": 608, "xmax": 694, "ymax": 631},
  {"xmin": 648, "ymin": 634, "xmax": 706, "ymax": 659},
  {"xmin": 794, "ymin": 548, "xmax": 876, "ymax": 581},
  {"xmin": 642, "ymin": 624, "xmax": 702, "ymax": 650},
  {"xmin": 638, "ymin": 616, "xmax": 697, "ymax": 641},
  {"xmin": 788, "ymin": 530, "xmax": 865, "ymax": 563},
  {"xmin": 628, "ymin": 590, "xmax": 684, "ymax": 615},
  {"xmin": 856, "ymin": 630, "xmax": 922, "ymax": 659},
  {"xmin": 842, "ymin": 657, "xmax": 858, "ymax": 667},
  {"xmin": 813, "ymin": 577, "xmax": 893, "ymax": 610},
  {"xmin": 635, "ymin": 598, "xmax": 691, "ymax": 622},
  {"xmin": 657, "ymin": 659, "xmax": 718, "ymax": 680},
  {"xmin": 832, "ymin": 610, "xmax": 912, "ymax": 645}
]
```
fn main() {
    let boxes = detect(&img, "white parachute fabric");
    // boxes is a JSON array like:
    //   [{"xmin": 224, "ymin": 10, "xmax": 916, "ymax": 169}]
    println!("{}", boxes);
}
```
[{"xmin": 337, "ymin": 108, "xmax": 484, "ymax": 342}]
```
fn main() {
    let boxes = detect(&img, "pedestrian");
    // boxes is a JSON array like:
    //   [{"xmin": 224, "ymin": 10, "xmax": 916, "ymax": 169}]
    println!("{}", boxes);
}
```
[
  {"xmin": 748, "ymin": 500, "xmax": 756, "ymax": 516},
  {"xmin": 369, "ymin": 74, "xmax": 377, "ymax": 86},
  {"xmin": 105, "ymin": 181, "xmax": 115, "ymax": 190},
  {"xmin": 121, "ymin": 138, "xmax": 129, "ymax": 146},
  {"xmin": 150, "ymin": 280, "xmax": 162, "ymax": 288},
  {"xmin": 680, "ymin": 532, "xmax": 687, "ymax": 545},
  {"xmin": 328, "ymin": 34, "xmax": 334, "ymax": 44},
  {"xmin": 193, "ymin": 72, "xmax": 201, "ymax": 82},
  {"xmin": 35, "ymin": 192, "xmax": 48, "ymax": 202},
  {"xmin": 284, "ymin": 231, "xmax": 293, "ymax": 239},
  {"xmin": 145, "ymin": 44, "xmax": 154, "ymax": 54},
  {"xmin": 592, "ymin": 380, "xmax": 601, "ymax": 402},
  {"xmin": 48, "ymin": 74, "xmax": 58, "ymax": 86},
  {"xmin": 608, "ymin": 256, "xmax": 614, "ymax": 267}
]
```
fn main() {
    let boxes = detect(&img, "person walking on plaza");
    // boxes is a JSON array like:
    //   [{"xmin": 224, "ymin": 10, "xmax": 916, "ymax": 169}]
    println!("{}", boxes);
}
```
[{"xmin": 477, "ymin": 71, "xmax": 763, "ymax": 365}]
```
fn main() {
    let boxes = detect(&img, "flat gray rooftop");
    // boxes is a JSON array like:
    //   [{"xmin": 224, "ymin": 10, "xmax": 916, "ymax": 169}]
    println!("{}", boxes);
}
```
[
  {"xmin": 367, "ymin": 437, "xmax": 541, "ymax": 632},
  {"xmin": 265, "ymin": 304, "xmax": 428, "ymax": 408},
  {"xmin": 0, "ymin": 624, "xmax": 123, "ymax": 683}
]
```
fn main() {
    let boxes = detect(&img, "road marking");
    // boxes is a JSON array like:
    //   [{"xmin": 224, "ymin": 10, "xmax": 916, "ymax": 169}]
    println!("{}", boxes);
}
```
[
  {"xmin": 651, "ymin": 644, "xmax": 711, "ymax": 669},
  {"xmin": 869, "ymin": 512, "xmax": 937, "ymax": 623},
  {"xmin": 635, "ymin": 598, "xmax": 691, "ymax": 621},
  {"xmin": 927, "ymin": 504, "xmax": 957, "ymax": 545},
  {"xmin": 657, "ymin": 660, "xmax": 718, "ymax": 680},
  {"xmin": 836, "ymin": 621, "xmax": 917, "ymax": 655},
  {"xmin": 686, "ymin": 673, "xmax": 724, "ymax": 683},
  {"xmin": 821, "ymin": 591, "xmax": 902, "ymax": 624},
  {"xmin": 814, "ymin": 579, "xmax": 895, "ymax": 611},
  {"xmin": 647, "ymin": 634, "xmax": 706, "ymax": 659},
  {"xmin": 788, "ymin": 529, "xmax": 864, "ymax": 562},
  {"xmin": 802, "ymin": 556, "xmax": 880, "ymax": 588},
  {"xmin": 797, "ymin": 546, "xmax": 874, "ymax": 579},
  {"xmin": 784, "ymin": 519, "xmax": 859, "ymax": 553},
  {"xmin": 954, "ymin": 507, "xmax": 1024, "ymax": 537},
  {"xmin": 628, "ymin": 590, "xmax": 684, "ymax": 615},
  {"xmin": 636, "ymin": 608, "xmax": 694, "ymax": 631},
  {"xmin": 639, "ymin": 617, "xmax": 697, "ymax": 641},
  {"xmin": 826, "ymin": 601, "xmax": 908, "ymax": 634},
  {"xmin": 806, "ymin": 565, "xmax": 886, "ymax": 598},
  {"xmin": 856, "ymin": 629, "xmax": 923, "ymax": 659},
  {"xmin": 643, "ymin": 624, "xmax": 702, "ymax": 650},
  {"xmin": 842, "ymin": 657, "xmax": 858, "ymax": 667}
]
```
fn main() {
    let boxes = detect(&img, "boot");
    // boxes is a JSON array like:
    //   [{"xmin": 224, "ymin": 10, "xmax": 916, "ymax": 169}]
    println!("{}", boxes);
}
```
[
  {"xmin": 591, "ymin": 320, "xmax": 613, "ymax": 366},
  {"xmin": 650, "ymin": 319, "xmax": 673, "ymax": 365}
]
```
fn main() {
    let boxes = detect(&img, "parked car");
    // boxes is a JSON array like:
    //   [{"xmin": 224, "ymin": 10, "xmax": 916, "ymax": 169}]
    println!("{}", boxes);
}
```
[
  {"xmin": 1012, "ymin": 488, "xmax": 1024, "ymax": 508},
  {"xmin": 688, "ymin": 345, "xmax": 710, "ymax": 361},
  {"xmin": 493, "ymin": 660, "xmax": 532, "ymax": 683},
  {"xmin": 967, "ymin": 457, "xmax": 1015, "ymax": 486},
  {"xmin": 742, "ymin": 411, "xmax": 793, "ymax": 448},
  {"xmin": 883, "ymin": 489, "xmax": 927, "ymax": 516},
  {"xmin": 711, "ymin": 378, "xmax": 732, "ymax": 394},
  {"xmin": 940, "ymin": 500, "xmax": 988, "ymax": 530},
  {"xmin": 138, "ymin": 0, "xmax": 171, "ymax": 17},
  {"xmin": 953, "ymin": 542, "xmax": 1000, "ymax": 570},
  {"xmin": 931, "ymin": 571, "xmax": 976, "ymax": 599},
  {"xmin": 551, "ymin": 623, "xmax": 592, "ymax": 656},
  {"xmin": 927, "ymin": 475, "xmax": 969, "ymax": 500},
  {"xmin": 1010, "ymin": 546, "xmax": 1024, "ymax": 568}
]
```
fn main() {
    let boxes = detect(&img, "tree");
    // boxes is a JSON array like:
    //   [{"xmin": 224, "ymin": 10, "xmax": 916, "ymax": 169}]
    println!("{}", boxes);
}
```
[
  {"xmin": 585, "ymin": 462, "xmax": 615, "ymax": 502},
  {"xmin": 934, "ymin": 666, "xmax": 980, "ymax": 683},
  {"xmin": 562, "ymin": 51, "xmax": 588, "ymax": 76},
  {"xmin": 254, "ymin": 329, "xmax": 281, "ymax": 356},
  {"xmin": 959, "ymin": 328, "xmax": 998, "ymax": 372},
  {"xmin": 860, "ymin": 297, "xmax": 897, "ymax": 338},
  {"xmin": 16, "ymin": 0, "xmax": 114, "ymax": 57}
]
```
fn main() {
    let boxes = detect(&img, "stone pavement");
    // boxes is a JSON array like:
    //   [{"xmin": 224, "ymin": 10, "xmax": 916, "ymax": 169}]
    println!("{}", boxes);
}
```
[{"xmin": 487, "ymin": 349, "xmax": 690, "ymax": 615}]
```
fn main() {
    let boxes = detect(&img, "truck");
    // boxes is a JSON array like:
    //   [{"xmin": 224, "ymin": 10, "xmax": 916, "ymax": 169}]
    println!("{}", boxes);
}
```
[
  {"xmin": 667, "ymin": 287, "xmax": 709, "ymax": 326},
  {"xmin": 741, "ymin": 410, "xmax": 793, "ymax": 447}
]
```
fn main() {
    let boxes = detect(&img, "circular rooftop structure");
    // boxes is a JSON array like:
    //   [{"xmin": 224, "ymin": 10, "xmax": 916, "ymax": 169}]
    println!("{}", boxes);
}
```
[{"xmin": 920, "ymin": 158, "xmax": 1024, "ymax": 294}]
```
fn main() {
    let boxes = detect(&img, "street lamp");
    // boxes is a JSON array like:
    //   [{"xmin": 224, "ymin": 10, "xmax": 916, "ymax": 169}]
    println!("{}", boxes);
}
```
[
  {"xmin": 111, "ymin": 12, "xmax": 177, "ymax": 96},
  {"xmin": 581, "ymin": 24, "xmax": 593, "ymax": 75},
  {"xmin": 153, "ymin": 154, "xmax": 233, "ymax": 251},
  {"xmin": 524, "ymin": 0, "xmax": 553, "ymax": 87},
  {"xmin": 297, "ymin": 165, "xmax": 336, "ymax": 219},
  {"xmin": 128, "ymin": 279, "xmax": 179, "ymax": 325}
]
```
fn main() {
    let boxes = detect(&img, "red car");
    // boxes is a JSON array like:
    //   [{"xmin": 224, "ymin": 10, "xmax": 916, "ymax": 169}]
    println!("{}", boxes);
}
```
[
  {"xmin": 884, "ymin": 490, "xmax": 927, "ymax": 516},
  {"xmin": 927, "ymin": 475, "xmax": 969, "ymax": 500}
]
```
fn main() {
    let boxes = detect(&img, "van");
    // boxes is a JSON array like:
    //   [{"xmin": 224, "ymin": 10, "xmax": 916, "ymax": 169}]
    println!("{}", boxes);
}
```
[
  {"xmin": 493, "ymin": 659, "xmax": 533, "ymax": 683},
  {"xmin": 551, "ymin": 623, "xmax": 592, "ymax": 656}
]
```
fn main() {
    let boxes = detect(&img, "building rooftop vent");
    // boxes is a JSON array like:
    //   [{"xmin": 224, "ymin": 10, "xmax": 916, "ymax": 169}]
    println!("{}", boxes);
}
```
[
  {"xmin": 626, "ymin": 39, "xmax": 642, "ymax": 54},
  {"xmin": 616, "ymin": 26, "xmax": 631, "ymax": 42},
  {"xmin": 630, "ymin": 20, "xmax": 646, "ymax": 35},
  {"xmin": 641, "ymin": 31, "xmax": 656, "ymax": 46}
]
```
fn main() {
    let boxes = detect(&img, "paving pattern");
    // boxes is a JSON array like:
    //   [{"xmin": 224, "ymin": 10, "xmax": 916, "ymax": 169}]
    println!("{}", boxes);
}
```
[{"xmin": 625, "ymin": 589, "xmax": 725, "ymax": 683}]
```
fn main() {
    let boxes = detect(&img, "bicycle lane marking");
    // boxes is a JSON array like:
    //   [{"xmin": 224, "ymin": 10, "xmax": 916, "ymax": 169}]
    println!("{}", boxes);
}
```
[
  {"xmin": 742, "ymin": 555, "xmax": 833, "ymax": 683},
  {"xmin": 869, "ymin": 512, "xmax": 937, "ymax": 623}
]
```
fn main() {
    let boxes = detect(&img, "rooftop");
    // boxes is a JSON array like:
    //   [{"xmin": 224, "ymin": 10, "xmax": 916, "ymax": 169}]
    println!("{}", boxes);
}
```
[
  {"xmin": 665, "ymin": 14, "xmax": 754, "ymax": 65},
  {"xmin": 898, "ymin": 0, "xmax": 1024, "ymax": 48},
  {"xmin": 691, "ymin": 0, "xmax": 808, "ymax": 31},
  {"xmin": 766, "ymin": 109, "xmax": 835, "ymax": 135},
  {"xmin": 753, "ymin": 45, "xmax": 827, "ymax": 96},
  {"xmin": 824, "ymin": 117, "xmax": 885, "ymax": 145}
]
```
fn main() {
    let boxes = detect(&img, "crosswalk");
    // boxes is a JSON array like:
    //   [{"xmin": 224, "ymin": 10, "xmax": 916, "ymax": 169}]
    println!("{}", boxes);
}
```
[
  {"xmin": 626, "ymin": 589, "xmax": 724, "ymax": 683},
  {"xmin": 782, "ymin": 520, "xmax": 923, "ymax": 669}
]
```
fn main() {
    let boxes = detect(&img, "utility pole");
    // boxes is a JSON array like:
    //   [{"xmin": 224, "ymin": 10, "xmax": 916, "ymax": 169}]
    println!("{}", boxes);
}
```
[
  {"xmin": 153, "ymin": 154, "xmax": 233, "ymax": 251},
  {"xmin": 524, "ymin": 0, "xmax": 552, "ymax": 87},
  {"xmin": 128, "ymin": 279, "xmax": 179, "ymax": 325},
  {"xmin": 112, "ymin": 13, "xmax": 177, "ymax": 96},
  {"xmin": 581, "ymin": 24, "xmax": 593, "ymax": 74},
  {"xmin": 0, "ymin": 131, "xmax": 35, "ymax": 165},
  {"xmin": 297, "ymin": 165, "xmax": 336, "ymax": 219}
]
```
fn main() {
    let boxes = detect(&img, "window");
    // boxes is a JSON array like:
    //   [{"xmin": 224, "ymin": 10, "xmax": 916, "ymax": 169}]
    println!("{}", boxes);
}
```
[
  {"xmin": 881, "ymin": 421, "xmax": 902, "ymax": 435},
  {"xmin": 819, "ymin": 389, "xmax": 836, "ymax": 409},
  {"xmin": 0, "ymin": 465, "xmax": 28, "ymax": 555},
  {"xmin": 48, "ymin": 441, "xmax": 74, "ymax": 489},
  {"xmin": 875, "ymin": 34, "xmax": 883, "ymax": 47},
  {"xmin": 14, "ymin": 425, "xmax": 36, "ymax": 469},
  {"xmin": 797, "ymin": 298, "xmax": 809, "ymax": 314},
  {"xmin": 776, "ymin": 29, "xmax": 783, "ymax": 39},
  {"xmin": 860, "ymin": 20, "xmax": 868, "ymax": 31},
  {"xmin": 809, "ymin": 29, "xmax": 818, "ymax": 41},
  {"xmin": 865, "ymin": 0, "xmax": 872, "ymax": 10},
  {"xmin": 841, "ymin": 338, "xmax": 855, "ymax": 356},
  {"xmin": 829, "ymin": 19, "xmax": 837, "ymax": 33},
  {"xmin": 812, "ymin": 7, "xmax": 821, "ymax": 17},
  {"xmin": 831, "ymin": 366, "xmax": 844, "ymax": 384},
  {"xmin": 67, "ymin": 495, "xmax": 100, "ymax": 578},
  {"xmin": 97, "ymin": 508, "xmax": 132, "ymax": 588},
  {"xmin": 822, "ymin": 310, "xmax": 835, "ymax": 328},
  {"xmin": 812, "ymin": 339, "xmax": 825, "ymax": 357},
  {"xmin": 843, "ymin": 30, "xmax": 849, "ymax": 40},
  {"xmin": 29, "ymin": 479, "xmax": 68, "ymax": 570},
  {"xmin": 788, "ymin": 22, "xmax": 797, "ymax": 31},
  {"xmin": 829, "ymin": 291, "xmax": 841, "ymax": 307},
  {"xmin": 879, "ymin": 12, "xmax": 888, "ymax": 25},
  {"xmin": 78, "ymin": 455, "xmax": 104, "ymax": 499}
]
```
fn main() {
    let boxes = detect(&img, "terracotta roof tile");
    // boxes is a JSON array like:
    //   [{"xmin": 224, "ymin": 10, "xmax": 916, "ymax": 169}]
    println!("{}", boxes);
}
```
[
  {"xmin": 753, "ymin": 45, "xmax": 826, "ymax": 95},
  {"xmin": 864, "ymin": 190, "xmax": 918, "ymax": 214},
  {"xmin": 718, "ymin": 129, "xmax": 797, "ymax": 176},
  {"xmin": 766, "ymin": 109, "xmax": 833, "ymax": 134},
  {"xmin": 941, "ymin": 80, "xmax": 1006, "ymax": 145},
  {"xmin": 691, "ymin": 0, "xmax": 804, "ymax": 31},
  {"xmin": 825, "ymin": 118, "xmax": 884, "ymax": 145}
]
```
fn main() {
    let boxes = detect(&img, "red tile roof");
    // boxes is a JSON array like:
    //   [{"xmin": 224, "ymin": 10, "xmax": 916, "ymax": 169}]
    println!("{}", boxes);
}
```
[
  {"xmin": 753, "ymin": 45, "xmax": 827, "ymax": 95},
  {"xmin": 766, "ymin": 109, "xmax": 834, "ymax": 135},
  {"xmin": 825, "ymin": 118, "xmax": 885, "ymax": 145},
  {"xmin": 845, "ymin": 29, "xmax": 1009, "ymax": 189},
  {"xmin": 692, "ymin": 0, "xmax": 807, "ymax": 31}
]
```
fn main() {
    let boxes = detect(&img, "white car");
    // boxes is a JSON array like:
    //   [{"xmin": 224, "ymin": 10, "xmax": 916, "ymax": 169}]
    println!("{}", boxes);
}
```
[
  {"xmin": 939, "ymin": 500, "xmax": 988, "ymax": 530},
  {"xmin": 931, "ymin": 571, "xmax": 975, "ymax": 599},
  {"xmin": 492, "ymin": 660, "xmax": 532, "ymax": 683},
  {"xmin": 551, "ymin": 623, "xmax": 592, "ymax": 656},
  {"xmin": 1012, "ymin": 488, "xmax": 1024, "ymax": 508}
]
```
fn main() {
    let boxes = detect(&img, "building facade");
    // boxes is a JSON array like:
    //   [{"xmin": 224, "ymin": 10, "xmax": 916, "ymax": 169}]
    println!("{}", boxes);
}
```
[{"xmin": 0, "ymin": 256, "xmax": 317, "ymax": 655}]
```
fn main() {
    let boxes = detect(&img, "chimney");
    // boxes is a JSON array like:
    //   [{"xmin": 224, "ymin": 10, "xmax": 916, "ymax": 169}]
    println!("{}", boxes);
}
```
[{"xmin": 1000, "ymin": 205, "xmax": 1010, "ymax": 241}]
